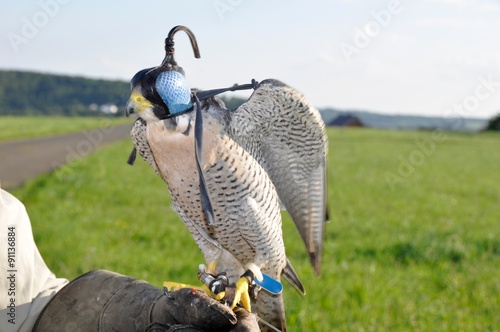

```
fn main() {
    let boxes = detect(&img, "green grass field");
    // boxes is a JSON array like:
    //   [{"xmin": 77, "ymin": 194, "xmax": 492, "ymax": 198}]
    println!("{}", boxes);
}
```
[
  {"xmin": 11, "ymin": 128, "xmax": 500, "ymax": 331},
  {"xmin": 0, "ymin": 116, "xmax": 130, "ymax": 141}
]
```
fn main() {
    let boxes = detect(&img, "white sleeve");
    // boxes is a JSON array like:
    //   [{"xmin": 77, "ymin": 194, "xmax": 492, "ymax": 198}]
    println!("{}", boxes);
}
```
[{"xmin": 0, "ymin": 188, "xmax": 68, "ymax": 332}]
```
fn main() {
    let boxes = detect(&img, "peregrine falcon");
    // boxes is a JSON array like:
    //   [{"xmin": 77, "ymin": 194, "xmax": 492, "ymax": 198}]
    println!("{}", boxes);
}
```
[{"xmin": 126, "ymin": 26, "xmax": 328, "ymax": 332}]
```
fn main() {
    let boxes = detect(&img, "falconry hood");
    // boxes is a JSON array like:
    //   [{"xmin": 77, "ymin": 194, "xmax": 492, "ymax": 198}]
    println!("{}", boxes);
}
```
[{"xmin": 129, "ymin": 25, "xmax": 200, "ymax": 119}]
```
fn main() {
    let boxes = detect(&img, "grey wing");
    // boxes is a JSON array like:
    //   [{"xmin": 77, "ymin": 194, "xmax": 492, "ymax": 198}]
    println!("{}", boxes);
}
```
[
  {"xmin": 228, "ymin": 79, "xmax": 328, "ymax": 276},
  {"xmin": 130, "ymin": 118, "xmax": 160, "ymax": 175}
]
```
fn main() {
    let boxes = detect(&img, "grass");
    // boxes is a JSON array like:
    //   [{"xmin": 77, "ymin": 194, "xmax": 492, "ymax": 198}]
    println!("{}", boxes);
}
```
[
  {"xmin": 0, "ymin": 116, "xmax": 130, "ymax": 141},
  {"xmin": 11, "ymin": 128, "xmax": 500, "ymax": 331}
]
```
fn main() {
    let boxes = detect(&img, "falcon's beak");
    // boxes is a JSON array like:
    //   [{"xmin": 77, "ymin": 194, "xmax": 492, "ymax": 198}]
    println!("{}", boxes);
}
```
[{"xmin": 125, "ymin": 101, "xmax": 134, "ymax": 117}]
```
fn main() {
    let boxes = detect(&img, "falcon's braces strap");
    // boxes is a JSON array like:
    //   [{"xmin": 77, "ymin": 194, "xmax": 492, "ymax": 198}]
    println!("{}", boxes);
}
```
[
  {"xmin": 194, "ymin": 79, "xmax": 259, "ymax": 102},
  {"xmin": 193, "ymin": 92, "xmax": 216, "ymax": 226}
]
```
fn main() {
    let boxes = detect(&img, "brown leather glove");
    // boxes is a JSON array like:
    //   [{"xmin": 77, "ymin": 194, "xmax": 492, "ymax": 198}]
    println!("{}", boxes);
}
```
[{"xmin": 32, "ymin": 269, "xmax": 259, "ymax": 332}]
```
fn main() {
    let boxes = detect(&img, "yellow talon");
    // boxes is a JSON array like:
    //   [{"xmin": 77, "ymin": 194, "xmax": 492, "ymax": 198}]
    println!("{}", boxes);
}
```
[
  {"xmin": 163, "ymin": 281, "xmax": 226, "ymax": 301},
  {"xmin": 163, "ymin": 281, "xmax": 197, "ymax": 291},
  {"xmin": 231, "ymin": 276, "xmax": 251, "ymax": 312}
]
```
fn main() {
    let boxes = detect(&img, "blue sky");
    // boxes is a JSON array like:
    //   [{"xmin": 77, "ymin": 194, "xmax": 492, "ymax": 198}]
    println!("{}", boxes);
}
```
[{"xmin": 1, "ymin": 0, "xmax": 499, "ymax": 118}]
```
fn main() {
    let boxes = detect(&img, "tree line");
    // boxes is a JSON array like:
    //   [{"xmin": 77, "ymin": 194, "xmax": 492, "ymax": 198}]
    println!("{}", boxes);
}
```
[{"xmin": 0, "ymin": 70, "xmax": 130, "ymax": 116}]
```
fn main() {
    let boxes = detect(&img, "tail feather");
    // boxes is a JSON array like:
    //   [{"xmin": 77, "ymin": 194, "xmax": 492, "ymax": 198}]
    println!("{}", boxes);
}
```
[
  {"xmin": 254, "ymin": 292, "xmax": 286, "ymax": 332},
  {"xmin": 282, "ymin": 259, "xmax": 306, "ymax": 296}
]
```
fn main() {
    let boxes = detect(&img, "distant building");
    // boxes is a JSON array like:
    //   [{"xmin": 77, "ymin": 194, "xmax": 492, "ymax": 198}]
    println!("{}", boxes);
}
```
[
  {"xmin": 329, "ymin": 114, "xmax": 364, "ymax": 127},
  {"xmin": 99, "ymin": 103, "xmax": 119, "ymax": 114},
  {"xmin": 89, "ymin": 103, "xmax": 99, "ymax": 112}
]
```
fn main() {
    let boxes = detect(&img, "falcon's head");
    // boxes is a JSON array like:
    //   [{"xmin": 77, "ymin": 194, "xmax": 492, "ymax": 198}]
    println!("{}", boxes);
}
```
[
  {"xmin": 126, "ymin": 66, "xmax": 194, "ymax": 132},
  {"xmin": 126, "ymin": 25, "xmax": 201, "ymax": 133}
]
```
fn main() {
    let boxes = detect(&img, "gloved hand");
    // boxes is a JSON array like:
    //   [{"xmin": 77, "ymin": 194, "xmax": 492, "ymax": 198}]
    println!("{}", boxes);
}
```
[
  {"xmin": 148, "ymin": 287, "xmax": 260, "ymax": 332},
  {"xmin": 33, "ymin": 270, "xmax": 259, "ymax": 332}
]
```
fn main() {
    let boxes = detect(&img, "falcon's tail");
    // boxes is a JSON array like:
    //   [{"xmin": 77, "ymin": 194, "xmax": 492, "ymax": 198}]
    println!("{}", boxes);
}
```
[
  {"xmin": 282, "ymin": 259, "xmax": 306, "ymax": 295},
  {"xmin": 254, "ymin": 292, "xmax": 286, "ymax": 332}
]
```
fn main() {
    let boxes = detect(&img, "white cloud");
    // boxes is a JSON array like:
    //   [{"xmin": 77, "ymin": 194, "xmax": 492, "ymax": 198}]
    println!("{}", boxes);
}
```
[
  {"xmin": 478, "ymin": 3, "xmax": 500, "ymax": 12},
  {"xmin": 426, "ymin": 0, "xmax": 476, "ymax": 9},
  {"xmin": 426, "ymin": 0, "xmax": 500, "ymax": 12},
  {"xmin": 387, "ymin": 32, "xmax": 415, "ymax": 44},
  {"xmin": 414, "ymin": 17, "xmax": 490, "ymax": 29},
  {"xmin": 318, "ymin": 52, "xmax": 345, "ymax": 66}
]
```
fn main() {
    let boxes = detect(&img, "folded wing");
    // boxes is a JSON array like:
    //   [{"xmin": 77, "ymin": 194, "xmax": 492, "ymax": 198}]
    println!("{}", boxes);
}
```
[{"xmin": 227, "ymin": 79, "xmax": 328, "ymax": 275}]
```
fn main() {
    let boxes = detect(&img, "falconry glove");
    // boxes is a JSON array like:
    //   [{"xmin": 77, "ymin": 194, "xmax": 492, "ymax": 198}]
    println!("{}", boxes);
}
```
[{"xmin": 32, "ymin": 269, "xmax": 259, "ymax": 332}]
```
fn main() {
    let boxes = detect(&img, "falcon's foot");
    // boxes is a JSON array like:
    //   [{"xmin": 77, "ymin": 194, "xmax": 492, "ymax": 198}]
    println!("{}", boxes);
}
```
[
  {"xmin": 231, "ymin": 273, "xmax": 252, "ymax": 311},
  {"xmin": 163, "ymin": 281, "xmax": 226, "ymax": 301},
  {"xmin": 230, "ymin": 263, "xmax": 263, "ymax": 312},
  {"xmin": 164, "ymin": 262, "xmax": 228, "ymax": 301}
]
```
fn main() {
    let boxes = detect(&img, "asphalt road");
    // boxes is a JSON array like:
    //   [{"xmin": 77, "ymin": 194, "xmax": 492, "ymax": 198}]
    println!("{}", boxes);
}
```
[{"xmin": 0, "ymin": 124, "xmax": 132, "ymax": 190}]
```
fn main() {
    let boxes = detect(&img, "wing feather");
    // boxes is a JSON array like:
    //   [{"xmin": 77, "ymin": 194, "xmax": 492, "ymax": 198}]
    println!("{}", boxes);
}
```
[{"xmin": 228, "ymin": 79, "xmax": 328, "ymax": 275}]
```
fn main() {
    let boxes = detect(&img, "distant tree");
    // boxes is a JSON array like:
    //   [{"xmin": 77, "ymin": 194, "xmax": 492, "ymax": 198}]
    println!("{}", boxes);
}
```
[
  {"xmin": 485, "ymin": 113, "xmax": 500, "ymax": 131},
  {"xmin": 0, "ymin": 70, "xmax": 129, "ymax": 116}
]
